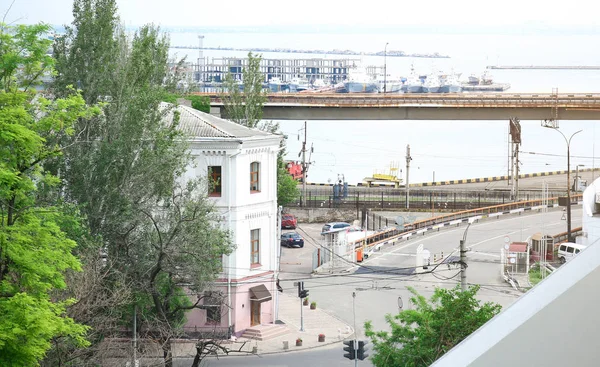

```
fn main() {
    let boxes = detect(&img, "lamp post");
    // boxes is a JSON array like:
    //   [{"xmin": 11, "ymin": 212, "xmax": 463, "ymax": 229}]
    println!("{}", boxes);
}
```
[
  {"xmin": 545, "ymin": 128, "xmax": 582, "ymax": 242},
  {"xmin": 384, "ymin": 42, "xmax": 389, "ymax": 94}
]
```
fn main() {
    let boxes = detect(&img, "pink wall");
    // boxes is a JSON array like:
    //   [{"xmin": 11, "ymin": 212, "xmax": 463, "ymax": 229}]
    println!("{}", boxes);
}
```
[{"xmin": 183, "ymin": 277, "xmax": 276, "ymax": 336}]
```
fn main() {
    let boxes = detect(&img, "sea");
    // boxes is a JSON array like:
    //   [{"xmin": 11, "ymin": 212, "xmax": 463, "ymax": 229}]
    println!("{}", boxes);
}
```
[{"xmin": 166, "ymin": 28, "xmax": 600, "ymax": 187}]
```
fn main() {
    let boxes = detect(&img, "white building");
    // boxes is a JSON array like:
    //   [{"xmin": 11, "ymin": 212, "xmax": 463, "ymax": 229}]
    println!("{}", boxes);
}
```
[
  {"xmin": 168, "ymin": 104, "xmax": 282, "ymax": 337},
  {"xmin": 581, "ymin": 176, "xmax": 600, "ymax": 247}
]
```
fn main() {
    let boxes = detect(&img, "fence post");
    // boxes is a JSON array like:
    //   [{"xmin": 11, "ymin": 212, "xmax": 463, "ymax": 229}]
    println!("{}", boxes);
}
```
[
  {"xmin": 454, "ymin": 192, "xmax": 456, "ymax": 210},
  {"xmin": 381, "ymin": 191, "xmax": 384, "ymax": 208},
  {"xmin": 478, "ymin": 193, "xmax": 481, "ymax": 207},
  {"xmin": 309, "ymin": 192, "xmax": 312, "ymax": 208}
]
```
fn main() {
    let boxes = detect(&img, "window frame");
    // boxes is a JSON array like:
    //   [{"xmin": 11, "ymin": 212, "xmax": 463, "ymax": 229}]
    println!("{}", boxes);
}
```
[
  {"xmin": 250, "ymin": 161, "xmax": 260, "ymax": 193},
  {"xmin": 208, "ymin": 166, "xmax": 222, "ymax": 197},
  {"xmin": 251, "ymin": 228, "xmax": 260, "ymax": 266},
  {"xmin": 203, "ymin": 291, "xmax": 222, "ymax": 324}
]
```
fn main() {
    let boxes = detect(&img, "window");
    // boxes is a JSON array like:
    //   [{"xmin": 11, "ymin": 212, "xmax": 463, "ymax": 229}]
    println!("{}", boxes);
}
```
[
  {"xmin": 251, "ymin": 229, "xmax": 260, "ymax": 265},
  {"xmin": 567, "ymin": 246, "xmax": 574, "ymax": 253},
  {"xmin": 203, "ymin": 291, "xmax": 222, "ymax": 323},
  {"xmin": 208, "ymin": 166, "xmax": 222, "ymax": 197},
  {"xmin": 250, "ymin": 162, "xmax": 260, "ymax": 192}
]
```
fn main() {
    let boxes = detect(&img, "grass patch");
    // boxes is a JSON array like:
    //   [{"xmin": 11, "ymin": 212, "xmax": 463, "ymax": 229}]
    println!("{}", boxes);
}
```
[{"xmin": 528, "ymin": 264, "xmax": 544, "ymax": 286}]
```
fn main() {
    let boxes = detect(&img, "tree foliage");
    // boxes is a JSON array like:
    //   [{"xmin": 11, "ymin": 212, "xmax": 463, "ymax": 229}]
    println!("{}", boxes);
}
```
[
  {"xmin": 222, "ymin": 57, "xmax": 298, "ymax": 205},
  {"xmin": 222, "ymin": 52, "xmax": 266, "ymax": 128},
  {"xmin": 365, "ymin": 285, "xmax": 502, "ymax": 367},
  {"xmin": 50, "ymin": 2, "xmax": 233, "ymax": 366},
  {"xmin": 0, "ymin": 22, "xmax": 100, "ymax": 365}
]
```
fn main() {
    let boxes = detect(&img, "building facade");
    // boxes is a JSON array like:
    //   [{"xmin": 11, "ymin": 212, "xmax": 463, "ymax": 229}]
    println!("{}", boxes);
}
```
[{"xmin": 170, "ymin": 104, "xmax": 282, "ymax": 337}]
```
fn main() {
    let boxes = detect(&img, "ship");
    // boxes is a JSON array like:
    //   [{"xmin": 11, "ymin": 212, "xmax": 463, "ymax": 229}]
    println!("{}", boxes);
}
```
[
  {"xmin": 423, "ymin": 74, "xmax": 441, "ymax": 93},
  {"xmin": 289, "ymin": 77, "xmax": 310, "ymax": 92},
  {"xmin": 268, "ymin": 77, "xmax": 287, "ymax": 92},
  {"xmin": 439, "ymin": 73, "xmax": 462, "ymax": 93},
  {"xmin": 343, "ymin": 65, "xmax": 379, "ymax": 93}
]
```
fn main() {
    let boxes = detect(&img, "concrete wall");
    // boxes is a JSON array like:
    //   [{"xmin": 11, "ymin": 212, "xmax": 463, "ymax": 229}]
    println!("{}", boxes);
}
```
[{"xmin": 285, "ymin": 207, "xmax": 359, "ymax": 224}]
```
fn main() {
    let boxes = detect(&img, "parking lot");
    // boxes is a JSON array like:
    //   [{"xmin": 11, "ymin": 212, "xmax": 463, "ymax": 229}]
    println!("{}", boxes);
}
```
[{"xmin": 279, "ymin": 222, "xmax": 326, "ymax": 278}]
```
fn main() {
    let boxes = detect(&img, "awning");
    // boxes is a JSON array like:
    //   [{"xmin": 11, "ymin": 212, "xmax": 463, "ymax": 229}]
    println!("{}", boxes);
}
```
[{"xmin": 249, "ymin": 284, "xmax": 272, "ymax": 303}]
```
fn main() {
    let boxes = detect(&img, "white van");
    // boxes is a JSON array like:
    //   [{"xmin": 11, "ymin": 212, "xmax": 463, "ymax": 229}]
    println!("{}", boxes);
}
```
[{"xmin": 557, "ymin": 242, "xmax": 587, "ymax": 264}]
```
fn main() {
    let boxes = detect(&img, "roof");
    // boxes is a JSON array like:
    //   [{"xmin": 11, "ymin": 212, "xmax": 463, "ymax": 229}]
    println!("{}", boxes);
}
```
[
  {"xmin": 161, "ymin": 102, "xmax": 273, "ymax": 139},
  {"xmin": 249, "ymin": 284, "xmax": 272, "ymax": 303},
  {"xmin": 508, "ymin": 242, "xmax": 528, "ymax": 252}
]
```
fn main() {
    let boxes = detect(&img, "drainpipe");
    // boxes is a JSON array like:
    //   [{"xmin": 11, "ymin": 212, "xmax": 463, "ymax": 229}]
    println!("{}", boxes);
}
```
[{"xmin": 227, "ymin": 147, "xmax": 242, "ymax": 336}]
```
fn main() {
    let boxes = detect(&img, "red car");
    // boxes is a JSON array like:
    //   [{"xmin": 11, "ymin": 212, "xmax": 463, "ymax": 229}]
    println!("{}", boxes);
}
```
[{"xmin": 281, "ymin": 214, "xmax": 297, "ymax": 229}]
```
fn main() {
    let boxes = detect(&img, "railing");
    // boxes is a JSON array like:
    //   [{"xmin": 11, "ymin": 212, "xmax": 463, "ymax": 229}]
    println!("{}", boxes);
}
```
[
  {"xmin": 298, "ymin": 188, "xmax": 566, "ymax": 211},
  {"xmin": 347, "ymin": 194, "xmax": 583, "ymax": 250},
  {"xmin": 200, "ymin": 92, "xmax": 600, "ymax": 108}
]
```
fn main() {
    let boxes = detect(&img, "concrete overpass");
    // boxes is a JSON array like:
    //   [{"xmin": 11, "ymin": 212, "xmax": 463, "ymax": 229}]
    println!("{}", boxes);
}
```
[{"xmin": 202, "ymin": 93, "xmax": 600, "ymax": 120}]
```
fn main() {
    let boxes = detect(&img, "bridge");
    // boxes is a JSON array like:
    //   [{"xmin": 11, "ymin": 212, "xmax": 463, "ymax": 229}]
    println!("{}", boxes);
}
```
[{"xmin": 201, "ymin": 93, "xmax": 600, "ymax": 120}]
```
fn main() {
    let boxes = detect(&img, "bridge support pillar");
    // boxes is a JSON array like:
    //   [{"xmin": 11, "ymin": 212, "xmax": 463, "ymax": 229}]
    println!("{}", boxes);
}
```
[{"xmin": 210, "ymin": 106, "xmax": 222, "ymax": 118}]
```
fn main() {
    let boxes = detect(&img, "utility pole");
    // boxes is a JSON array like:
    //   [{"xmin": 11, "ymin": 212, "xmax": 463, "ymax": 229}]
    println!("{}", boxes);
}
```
[
  {"xmin": 405, "ymin": 144, "xmax": 412, "ymax": 209},
  {"xmin": 300, "ymin": 121, "xmax": 308, "ymax": 207},
  {"xmin": 509, "ymin": 118, "xmax": 521, "ymax": 201},
  {"xmin": 460, "ymin": 223, "xmax": 471, "ymax": 291},
  {"xmin": 352, "ymin": 291, "xmax": 358, "ymax": 367},
  {"xmin": 384, "ymin": 42, "xmax": 389, "ymax": 94}
]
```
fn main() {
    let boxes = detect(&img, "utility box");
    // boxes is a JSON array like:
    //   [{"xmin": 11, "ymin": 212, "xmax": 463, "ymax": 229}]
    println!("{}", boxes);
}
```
[{"xmin": 558, "ymin": 196, "xmax": 570, "ymax": 206}]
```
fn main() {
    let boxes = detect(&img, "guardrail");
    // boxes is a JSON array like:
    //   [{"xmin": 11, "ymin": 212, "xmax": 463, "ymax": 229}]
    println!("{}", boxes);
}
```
[
  {"xmin": 200, "ymin": 92, "xmax": 600, "ymax": 108},
  {"xmin": 348, "ymin": 194, "xmax": 582, "ymax": 251}
]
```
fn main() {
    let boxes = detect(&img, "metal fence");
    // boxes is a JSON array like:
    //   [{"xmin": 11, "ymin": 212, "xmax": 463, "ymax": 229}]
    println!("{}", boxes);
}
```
[{"xmin": 296, "ymin": 188, "xmax": 566, "ymax": 211}]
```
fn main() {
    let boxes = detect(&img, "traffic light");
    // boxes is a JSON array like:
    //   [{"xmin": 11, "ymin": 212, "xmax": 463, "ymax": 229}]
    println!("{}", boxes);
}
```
[
  {"xmin": 343, "ymin": 340, "xmax": 356, "ymax": 360},
  {"xmin": 299, "ymin": 289, "xmax": 309, "ymax": 298},
  {"xmin": 357, "ymin": 340, "xmax": 369, "ymax": 360}
]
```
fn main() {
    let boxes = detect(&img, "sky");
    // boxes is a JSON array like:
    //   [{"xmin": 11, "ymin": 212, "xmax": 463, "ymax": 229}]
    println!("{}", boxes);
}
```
[{"xmin": 4, "ymin": 0, "xmax": 600, "ymax": 30}]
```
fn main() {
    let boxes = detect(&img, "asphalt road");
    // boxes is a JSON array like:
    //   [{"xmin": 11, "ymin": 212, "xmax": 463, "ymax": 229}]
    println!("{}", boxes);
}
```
[
  {"xmin": 214, "ymin": 207, "xmax": 582, "ymax": 367},
  {"xmin": 175, "ymin": 343, "xmax": 372, "ymax": 367},
  {"xmin": 282, "ymin": 207, "xmax": 581, "ymax": 336}
]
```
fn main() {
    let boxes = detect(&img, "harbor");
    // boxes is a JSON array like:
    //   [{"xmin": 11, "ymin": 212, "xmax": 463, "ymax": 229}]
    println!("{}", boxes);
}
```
[{"xmin": 177, "ymin": 56, "xmax": 511, "ymax": 94}]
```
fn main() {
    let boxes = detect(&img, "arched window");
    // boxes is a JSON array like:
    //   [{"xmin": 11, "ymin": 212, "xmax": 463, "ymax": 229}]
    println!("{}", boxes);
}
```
[{"xmin": 250, "ymin": 161, "xmax": 260, "ymax": 192}]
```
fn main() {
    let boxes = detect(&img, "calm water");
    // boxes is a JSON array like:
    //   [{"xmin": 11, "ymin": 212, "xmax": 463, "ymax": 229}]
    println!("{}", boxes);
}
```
[{"xmin": 168, "ymin": 31, "xmax": 600, "ymax": 185}]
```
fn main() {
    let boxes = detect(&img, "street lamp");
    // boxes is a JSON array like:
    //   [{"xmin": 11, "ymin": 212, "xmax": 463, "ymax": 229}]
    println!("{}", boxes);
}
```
[
  {"xmin": 384, "ymin": 42, "xmax": 389, "ymax": 94},
  {"xmin": 545, "ymin": 127, "xmax": 582, "ymax": 242}
]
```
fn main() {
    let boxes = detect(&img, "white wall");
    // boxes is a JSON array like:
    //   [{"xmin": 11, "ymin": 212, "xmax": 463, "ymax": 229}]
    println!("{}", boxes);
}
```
[
  {"xmin": 581, "ymin": 177, "xmax": 600, "ymax": 247},
  {"xmin": 188, "ymin": 138, "xmax": 280, "ymax": 281}
]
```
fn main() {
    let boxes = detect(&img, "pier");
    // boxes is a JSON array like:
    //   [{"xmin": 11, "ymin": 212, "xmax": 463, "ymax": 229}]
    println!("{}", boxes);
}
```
[
  {"xmin": 201, "ymin": 92, "xmax": 600, "ymax": 120},
  {"xmin": 170, "ymin": 45, "xmax": 450, "ymax": 59},
  {"xmin": 487, "ymin": 65, "xmax": 600, "ymax": 70}
]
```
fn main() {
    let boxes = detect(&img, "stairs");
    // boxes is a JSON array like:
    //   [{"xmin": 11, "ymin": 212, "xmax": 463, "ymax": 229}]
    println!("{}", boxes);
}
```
[{"xmin": 240, "ymin": 324, "xmax": 290, "ymax": 341}]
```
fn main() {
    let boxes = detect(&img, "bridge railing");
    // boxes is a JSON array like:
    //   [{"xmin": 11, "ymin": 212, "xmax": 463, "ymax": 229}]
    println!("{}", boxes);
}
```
[
  {"xmin": 199, "ymin": 92, "xmax": 600, "ymax": 107},
  {"xmin": 347, "ymin": 194, "xmax": 582, "ymax": 251}
]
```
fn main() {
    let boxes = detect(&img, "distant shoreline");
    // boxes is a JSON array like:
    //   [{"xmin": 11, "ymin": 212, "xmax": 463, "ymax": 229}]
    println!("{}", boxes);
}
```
[{"xmin": 169, "ymin": 46, "xmax": 450, "ymax": 59}]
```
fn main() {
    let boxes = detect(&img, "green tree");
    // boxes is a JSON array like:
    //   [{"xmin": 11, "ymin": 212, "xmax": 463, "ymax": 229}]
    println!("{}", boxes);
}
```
[
  {"xmin": 222, "ymin": 52, "xmax": 266, "ymax": 128},
  {"xmin": 365, "ymin": 285, "xmax": 501, "ymax": 367},
  {"xmin": 186, "ymin": 94, "xmax": 210, "ymax": 113},
  {"xmin": 277, "ymin": 163, "xmax": 300, "ymax": 206},
  {"xmin": 51, "ymin": 3, "xmax": 234, "ymax": 366},
  {"xmin": 0, "ymin": 22, "xmax": 100, "ymax": 365},
  {"xmin": 222, "ymin": 61, "xmax": 299, "ymax": 205}
]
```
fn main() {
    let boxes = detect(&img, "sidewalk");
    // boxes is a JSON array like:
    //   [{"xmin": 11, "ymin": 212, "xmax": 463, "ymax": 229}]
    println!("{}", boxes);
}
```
[
  {"xmin": 237, "ymin": 292, "xmax": 354, "ymax": 354},
  {"xmin": 172, "ymin": 293, "xmax": 353, "ymax": 358}
]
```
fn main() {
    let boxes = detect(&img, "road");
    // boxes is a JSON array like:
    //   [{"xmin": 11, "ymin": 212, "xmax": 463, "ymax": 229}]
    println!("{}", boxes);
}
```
[
  {"xmin": 186, "ymin": 208, "xmax": 581, "ymax": 367},
  {"xmin": 282, "ymin": 207, "xmax": 581, "ymax": 336},
  {"xmin": 175, "ymin": 343, "xmax": 372, "ymax": 367}
]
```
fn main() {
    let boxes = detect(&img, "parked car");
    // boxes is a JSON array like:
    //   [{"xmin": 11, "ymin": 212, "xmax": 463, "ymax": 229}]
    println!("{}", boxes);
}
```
[
  {"xmin": 281, "ymin": 232, "xmax": 304, "ymax": 248},
  {"xmin": 321, "ymin": 222, "xmax": 351, "ymax": 234},
  {"xmin": 558, "ymin": 242, "xmax": 587, "ymax": 263},
  {"xmin": 281, "ymin": 214, "xmax": 297, "ymax": 229}
]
